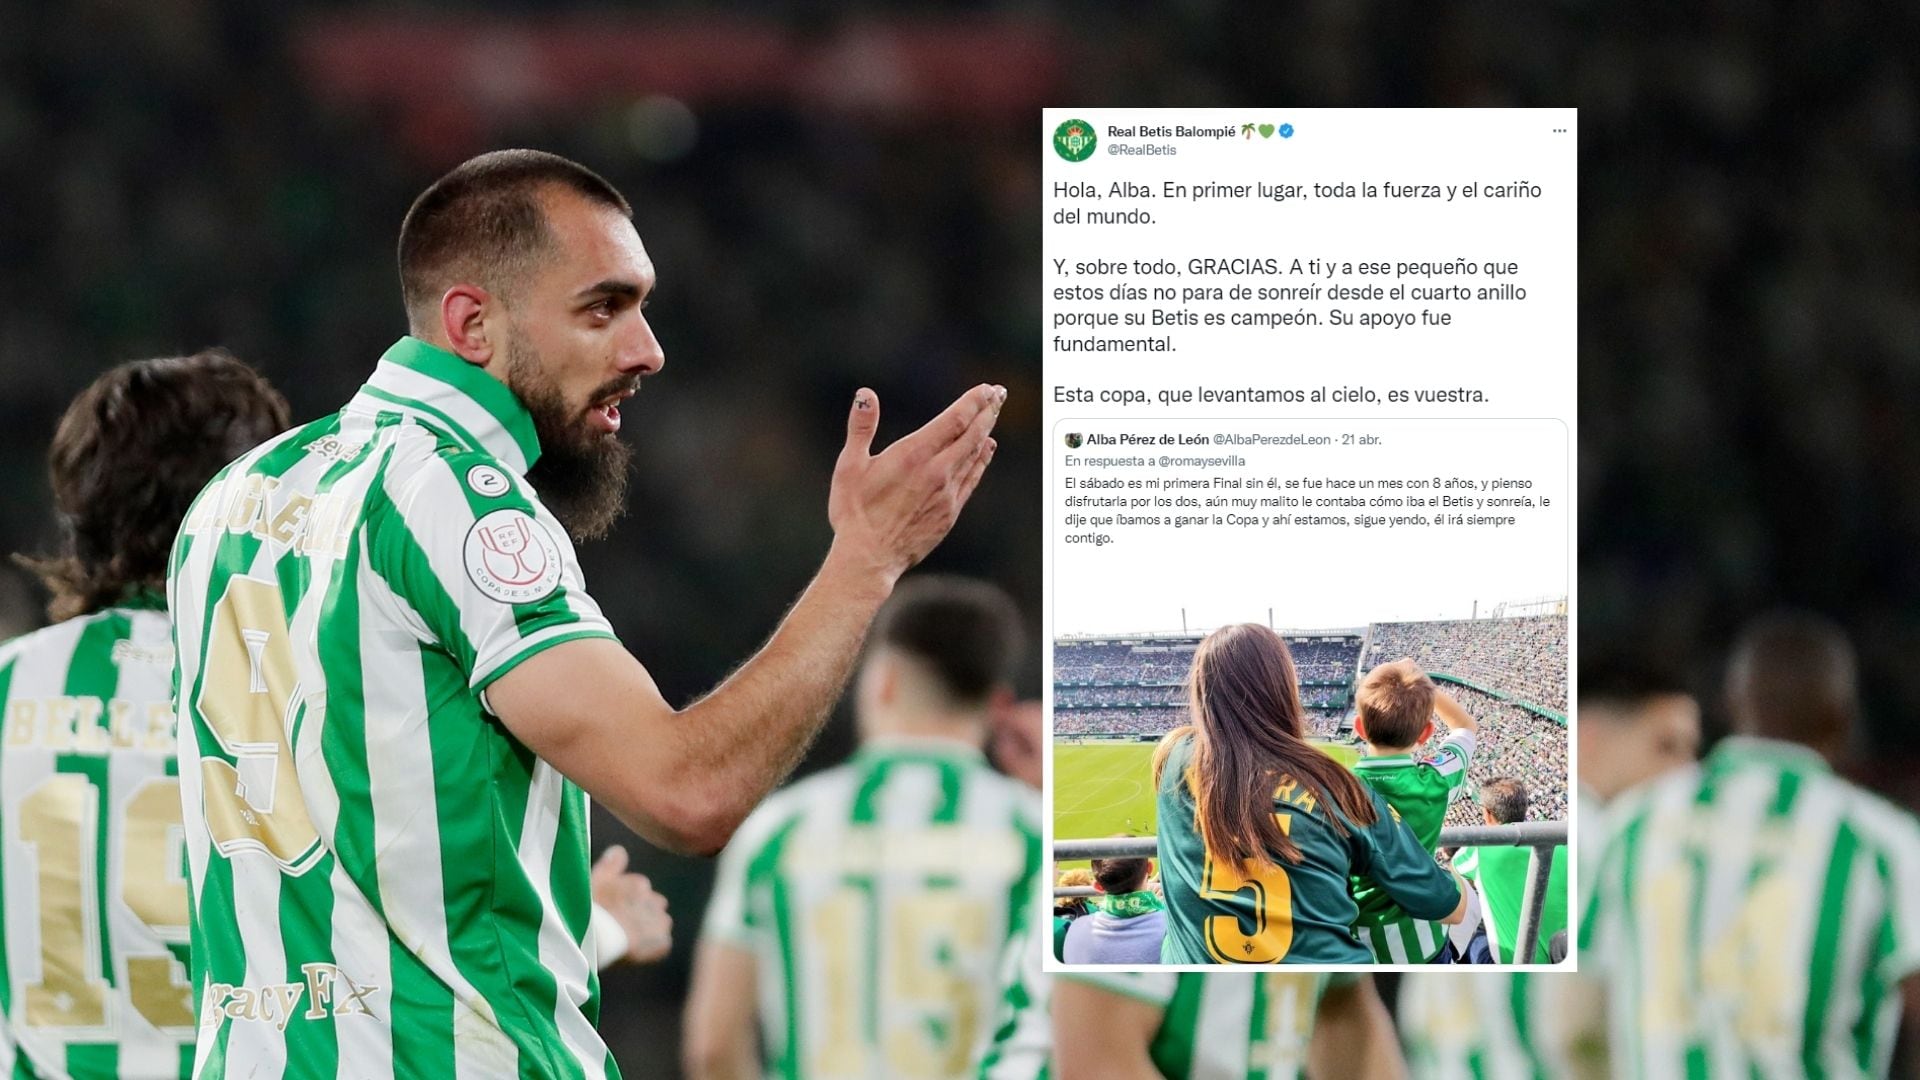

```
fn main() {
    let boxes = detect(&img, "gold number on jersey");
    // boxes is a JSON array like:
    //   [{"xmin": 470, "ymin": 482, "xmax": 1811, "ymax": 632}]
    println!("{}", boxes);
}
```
[
  {"xmin": 1250, "ymin": 973, "xmax": 1318, "ymax": 1078},
  {"xmin": 1202, "ymin": 812, "xmax": 1295, "ymax": 963},
  {"xmin": 809, "ymin": 891, "xmax": 865, "ymax": 1077},
  {"xmin": 122, "ymin": 779, "xmax": 193, "ymax": 1028},
  {"xmin": 1643, "ymin": 862, "xmax": 1797, "ymax": 1042},
  {"xmin": 15, "ymin": 774, "xmax": 192, "ymax": 1031},
  {"xmin": 195, "ymin": 577, "xmax": 321, "ymax": 873},
  {"xmin": 808, "ymin": 887, "xmax": 988, "ymax": 1078},
  {"xmin": 20, "ymin": 774, "xmax": 109, "ymax": 1028},
  {"xmin": 885, "ymin": 893, "xmax": 986, "ymax": 1076}
]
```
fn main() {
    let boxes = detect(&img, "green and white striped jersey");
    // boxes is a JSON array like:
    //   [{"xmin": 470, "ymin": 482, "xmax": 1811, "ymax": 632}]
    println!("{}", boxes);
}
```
[
  {"xmin": 974, "ymin": 926, "xmax": 1335, "ymax": 1080},
  {"xmin": 976, "ymin": 921, "xmax": 1048, "ymax": 1080},
  {"xmin": 1580, "ymin": 735, "xmax": 1920, "ymax": 1077},
  {"xmin": 1352, "ymin": 730, "xmax": 1475, "ymax": 963},
  {"xmin": 1399, "ymin": 972, "xmax": 1602, "ymax": 1080},
  {"xmin": 702, "ymin": 738, "xmax": 1041, "ymax": 1079},
  {"xmin": 0, "ymin": 601, "xmax": 193, "ymax": 1079},
  {"xmin": 168, "ymin": 338, "xmax": 622, "ymax": 1079},
  {"xmin": 1065, "ymin": 970, "xmax": 1331, "ymax": 1080}
]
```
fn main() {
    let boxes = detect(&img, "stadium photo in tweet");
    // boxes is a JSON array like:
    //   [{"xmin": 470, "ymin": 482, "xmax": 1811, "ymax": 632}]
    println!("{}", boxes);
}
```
[{"xmin": 1050, "ymin": 604, "xmax": 1568, "ymax": 968}]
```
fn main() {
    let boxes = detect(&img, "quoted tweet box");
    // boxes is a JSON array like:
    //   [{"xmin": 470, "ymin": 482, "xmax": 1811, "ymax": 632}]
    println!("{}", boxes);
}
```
[{"xmin": 1053, "ymin": 419, "xmax": 1566, "ymax": 626}]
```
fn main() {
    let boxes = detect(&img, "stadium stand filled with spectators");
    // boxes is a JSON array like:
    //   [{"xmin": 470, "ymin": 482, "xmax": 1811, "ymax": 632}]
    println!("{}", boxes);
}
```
[
  {"xmin": 1363, "ymin": 615, "xmax": 1567, "ymax": 713},
  {"xmin": 1055, "ymin": 616, "xmax": 1568, "ymax": 823},
  {"xmin": 1053, "ymin": 634, "xmax": 1363, "ymax": 735}
]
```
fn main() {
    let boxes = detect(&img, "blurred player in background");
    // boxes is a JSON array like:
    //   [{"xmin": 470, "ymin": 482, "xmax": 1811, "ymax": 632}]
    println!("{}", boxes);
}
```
[
  {"xmin": 1580, "ymin": 613, "xmax": 1920, "ymax": 1076},
  {"xmin": 682, "ymin": 575, "xmax": 1039, "ymax": 1079},
  {"xmin": 977, "ymin": 920, "xmax": 1404, "ymax": 1079},
  {"xmin": 0, "ymin": 352, "xmax": 287, "ymax": 1079},
  {"xmin": 168, "ymin": 150, "xmax": 1003, "ymax": 1077},
  {"xmin": 1398, "ymin": 658, "xmax": 1701, "ymax": 1078}
]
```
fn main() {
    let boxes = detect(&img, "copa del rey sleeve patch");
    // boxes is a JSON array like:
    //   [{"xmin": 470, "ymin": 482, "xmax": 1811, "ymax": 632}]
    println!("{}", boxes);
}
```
[{"xmin": 463, "ymin": 508, "xmax": 564, "ymax": 603}]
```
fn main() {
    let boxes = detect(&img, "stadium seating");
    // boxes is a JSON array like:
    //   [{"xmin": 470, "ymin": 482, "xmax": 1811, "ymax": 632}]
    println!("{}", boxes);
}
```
[{"xmin": 1054, "ymin": 615, "xmax": 1568, "ymax": 825}]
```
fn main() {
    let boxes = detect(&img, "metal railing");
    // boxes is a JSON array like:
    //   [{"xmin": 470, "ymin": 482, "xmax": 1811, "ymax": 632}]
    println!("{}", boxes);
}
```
[{"xmin": 1052, "ymin": 820, "xmax": 1566, "ymax": 965}]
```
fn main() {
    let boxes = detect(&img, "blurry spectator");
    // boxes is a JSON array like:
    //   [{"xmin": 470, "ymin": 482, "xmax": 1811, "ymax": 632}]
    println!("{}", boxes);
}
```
[
  {"xmin": 1061, "ymin": 844, "xmax": 1166, "ymax": 965},
  {"xmin": 1454, "ymin": 778, "xmax": 1568, "ymax": 964},
  {"xmin": 1053, "ymin": 868, "xmax": 1096, "ymax": 961}
]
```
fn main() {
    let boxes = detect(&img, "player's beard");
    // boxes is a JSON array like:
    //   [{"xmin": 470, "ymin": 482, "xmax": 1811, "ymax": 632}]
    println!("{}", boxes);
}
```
[{"xmin": 503, "ymin": 328, "xmax": 633, "ymax": 543}]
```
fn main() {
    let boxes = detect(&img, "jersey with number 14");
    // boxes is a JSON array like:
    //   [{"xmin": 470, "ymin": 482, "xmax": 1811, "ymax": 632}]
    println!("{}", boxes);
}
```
[
  {"xmin": 1580, "ymin": 736, "xmax": 1920, "ymax": 1077},
  {"xmin": 0, "ymin": 602, "xmax": 192, "ymax": 1079},
  {"xmin": 702, "ymin": 740, "xmax": 1041, "ymax": 1079},
  {"xmin": 168, "ymin": 338, "xmax": 621, "ymax": 1079}
]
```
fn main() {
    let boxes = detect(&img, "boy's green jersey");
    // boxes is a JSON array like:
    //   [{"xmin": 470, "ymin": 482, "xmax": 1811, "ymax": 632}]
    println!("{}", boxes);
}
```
[
  {"xmin": 1154, "ymin": 732, "xmax": 1460, "ymax": 964},
  {"xmin": 1351, "ymin": 730, "xmax": 1475, "ymax": 962}
]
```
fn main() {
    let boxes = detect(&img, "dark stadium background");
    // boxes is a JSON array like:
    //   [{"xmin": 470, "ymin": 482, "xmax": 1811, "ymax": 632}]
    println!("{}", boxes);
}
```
[{"xmin": 3, "ymin": 2, "xmax": 1918, "ymax": 1074}]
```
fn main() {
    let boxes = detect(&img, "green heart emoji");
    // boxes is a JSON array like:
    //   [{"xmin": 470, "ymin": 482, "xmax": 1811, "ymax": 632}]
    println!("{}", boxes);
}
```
[{"xmin": 1258, "ymin": 123, "xmax": 1276, "ymax": 139}]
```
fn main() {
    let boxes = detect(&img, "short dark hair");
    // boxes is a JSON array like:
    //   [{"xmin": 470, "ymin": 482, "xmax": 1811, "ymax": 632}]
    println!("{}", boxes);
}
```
[
  {"xmin": 397, "ymin": 149, "xmax": 632, "ymax": 326},
  {"xmin": 1579, "ymin": 652, "xmax": 1693, "ymax": 712},
  {"xmin": 1726, "ymin": 609, "xmax": 1856, "ymax": 743},
  {"xmin": 16, "ymin": 351, "xmax": 289, "ymax": 621},
  {"xmin": 870, "ymin": 575, "xmax": 1023, "ymax": 707},
  {"xmin": 1479, "ymin": 777, "xmax": 1529, "ymax": 824},
  {"xmin": 1091, "ymin": 848, "xmax": 1151, "ymax": 894},
  {"xmin": 1355, "ymin": 660, "xmax": 1437, "ymax": 748}
]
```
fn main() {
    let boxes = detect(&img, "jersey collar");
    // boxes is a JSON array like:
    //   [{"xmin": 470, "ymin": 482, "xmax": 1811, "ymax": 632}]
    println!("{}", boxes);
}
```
[
  {"xmin": 1354, "ymin": 752, "xmax": 1415, "ymax": 769},
  {"xmin": 853, "ymin": 734, "xmax": 989, "ymax": 767},
  {"xmin": 352, "ymin": 338, "xmax": 542, "ymax": 474},
  {"xmin": 1707, "ymin": 735, "xmax": 1831, "ymax": 772}
]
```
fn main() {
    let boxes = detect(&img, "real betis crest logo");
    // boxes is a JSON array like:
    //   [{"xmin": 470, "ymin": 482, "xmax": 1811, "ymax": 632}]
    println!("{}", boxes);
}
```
[{"xmin": 1053, "ymin": 119, "xmax": 1096, "ymax": 162}]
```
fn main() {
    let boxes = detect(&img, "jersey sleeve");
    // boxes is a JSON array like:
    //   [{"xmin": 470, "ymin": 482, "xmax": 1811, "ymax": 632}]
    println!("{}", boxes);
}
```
[
  {"xmin": 371, "ymin": 449, "xmax": 617, "ymax": 692},
  {"xmin": 1453, "ymin": 846, "xmax": 1482, "ymax": 883},
  {"xmin": 1865, "ymin": 800, "xmax": 1920, "ymax": 985},
  {"xmin": 698, "ymin": 797, "xmax": 792, "ymax": 947},
  {"xmin": 1059, "ymin": 969, "xmax": 1179, "ymax": 1008},
  {"xmin": 1350, "ymin": 791, "xmax": 1463, "ymax": 922},
  {"xmin": 1424, "ymin": 730, "xmax": 1476, "ymax": 792},
  {"xmin": 977, "ymin": 915, "xmax": 1054, "ymax": 1080}
]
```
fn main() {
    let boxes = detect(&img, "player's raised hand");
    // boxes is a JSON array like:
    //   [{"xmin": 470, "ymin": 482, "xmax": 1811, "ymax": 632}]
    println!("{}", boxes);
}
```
[
  {"xmin": 591, "ymin": 845, "xmax": 673, "ymax": 964},
  {"xmin": 828, "ymin": 384, "xmax": 1005, "ymax": 580}
]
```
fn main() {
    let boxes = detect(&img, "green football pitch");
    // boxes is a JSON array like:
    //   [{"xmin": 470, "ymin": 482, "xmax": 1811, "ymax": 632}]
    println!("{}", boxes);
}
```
[{"xmin": 1053, "ymin": 739, "xmax": 1362, "ymax": 868}]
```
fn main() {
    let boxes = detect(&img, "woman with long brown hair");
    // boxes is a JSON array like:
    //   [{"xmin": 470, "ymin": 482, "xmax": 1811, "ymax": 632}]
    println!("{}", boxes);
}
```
[{"xmin": 1154, "ymin": 623, "xmax": 1468, "ymax": 963}]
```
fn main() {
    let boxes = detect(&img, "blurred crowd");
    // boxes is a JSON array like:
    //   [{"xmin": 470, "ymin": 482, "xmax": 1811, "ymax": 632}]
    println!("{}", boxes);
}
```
[
  {"xmin": 1423, "ymin": 686, "xmax": 1569, "ymax": 828},
  {"xmin": 1365, "ymin": 615, "xmax": 1567, "ymax": 712}
]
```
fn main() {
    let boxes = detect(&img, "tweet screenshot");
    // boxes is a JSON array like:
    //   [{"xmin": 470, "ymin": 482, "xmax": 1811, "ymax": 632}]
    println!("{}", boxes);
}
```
[{"xmin": 1043, "ymin": 109, "xmax": 1575, "ymax": 970}]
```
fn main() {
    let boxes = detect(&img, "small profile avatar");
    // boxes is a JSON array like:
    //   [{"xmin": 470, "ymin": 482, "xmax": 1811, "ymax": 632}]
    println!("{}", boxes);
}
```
[{"xmin": 1064, "ymin": 432, "xmax": 1084, "ymax": 449}]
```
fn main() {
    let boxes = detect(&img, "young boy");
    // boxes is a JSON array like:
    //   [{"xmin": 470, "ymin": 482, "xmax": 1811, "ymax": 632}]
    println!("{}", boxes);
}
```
[{"xmin": 1347, "ymin": 659, "xmax": 1479, "ymax": 962}]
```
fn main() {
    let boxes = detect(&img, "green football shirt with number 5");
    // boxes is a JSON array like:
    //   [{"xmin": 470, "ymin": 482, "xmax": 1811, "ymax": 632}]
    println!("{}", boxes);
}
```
[{"xmin": 1155, "ymin": 731, "xmax": 1460, "ymax": 964}]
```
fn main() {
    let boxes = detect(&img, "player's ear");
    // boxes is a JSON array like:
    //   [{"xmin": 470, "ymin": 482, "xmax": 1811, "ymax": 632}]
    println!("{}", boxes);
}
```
[
  {"xmin": 1352, "ymin": 715, "xmax": 1367, "ymax": 742},
  {"xmin": 873, "ymin": 653, "xmax": 900, "ymax": 707},
  {"xmin": 441, "ymin": 285, "xmax": 496, "ymax": 366},
  {"xmin": 1421, "ymin": 719, "xmax": 1434, "ymax": 744}
]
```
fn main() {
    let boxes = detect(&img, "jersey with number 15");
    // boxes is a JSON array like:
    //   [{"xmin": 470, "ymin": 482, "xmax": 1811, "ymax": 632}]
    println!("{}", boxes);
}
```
[
  {"xmin": 0, "ymin": 599, "xmax": 193, "ymax": 1080},
  {"xmin": 702, "ymin": 740, "xmax": 1041, "ymax": 1079}
]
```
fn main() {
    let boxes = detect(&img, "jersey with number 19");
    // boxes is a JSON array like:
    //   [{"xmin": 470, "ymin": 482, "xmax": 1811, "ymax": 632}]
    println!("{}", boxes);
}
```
[
  {"xmin": 168, "ymin": 338, "xmax": 622, "ymax": 1079},
  {"xmin": 0, "ymin": 601, "xmax": 193, "ymax": 1079},
  {"xmin": 702, "ymin": 739, "xmax": 1041, "ymax": 1079}
]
